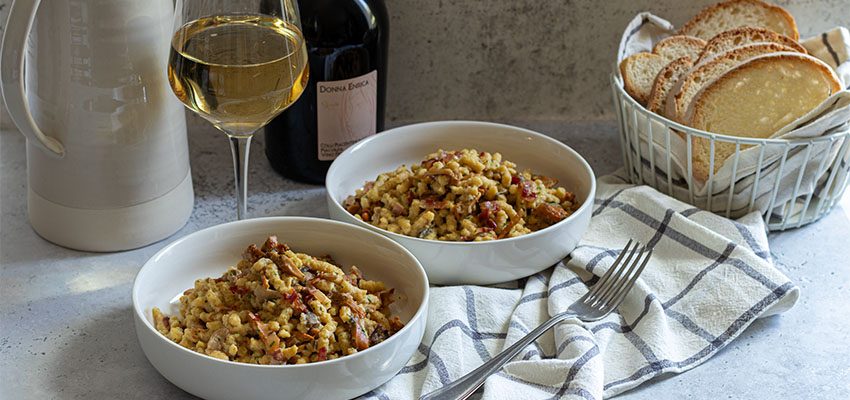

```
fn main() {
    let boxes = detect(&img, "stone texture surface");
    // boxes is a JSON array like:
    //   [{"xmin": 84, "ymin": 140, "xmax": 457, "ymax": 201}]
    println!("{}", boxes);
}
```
[
  {"xmin": 383, "ymin": 0, "xmax": 849, "ymax": 122},
  {"xmin": 1, "ymin": 0, "xmax": 848, "ymax": 125},
  {"xmin": 2, "ymin": 116, "xmax": 850, "ymax": 399}
]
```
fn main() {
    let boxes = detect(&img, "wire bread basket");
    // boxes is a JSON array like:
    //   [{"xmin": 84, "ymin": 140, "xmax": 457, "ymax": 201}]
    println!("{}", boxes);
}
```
[{"xmin": 611, "ymin": 73, "xmax": 850, "ymax": 231}]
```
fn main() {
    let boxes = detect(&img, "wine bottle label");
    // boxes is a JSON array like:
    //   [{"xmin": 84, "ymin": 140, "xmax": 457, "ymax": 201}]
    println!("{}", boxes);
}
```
[{"xmin": 316, "ymin": 70, "xmax": 378, "ymax": 161}]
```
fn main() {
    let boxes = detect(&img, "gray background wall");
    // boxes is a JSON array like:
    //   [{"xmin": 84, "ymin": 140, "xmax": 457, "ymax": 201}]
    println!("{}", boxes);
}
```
[
  {"xmin": 1, "ymin": 0, "xmax": 847, "ymax": 128},
  {"xmin": 384, "ymin": 0, "xmax": 849, "ymax": 123}
]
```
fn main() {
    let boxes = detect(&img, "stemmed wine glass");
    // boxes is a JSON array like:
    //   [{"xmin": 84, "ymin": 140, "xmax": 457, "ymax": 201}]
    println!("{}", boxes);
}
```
[{"xmin": 168, "ymin": 0, "xmax": 309, "ymax": 219}]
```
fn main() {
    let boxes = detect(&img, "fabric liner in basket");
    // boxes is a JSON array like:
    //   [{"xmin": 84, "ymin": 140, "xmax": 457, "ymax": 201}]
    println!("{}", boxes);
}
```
[{"xmin": 614, "ymin": 13, "xmax": 850, "ymax": 225}]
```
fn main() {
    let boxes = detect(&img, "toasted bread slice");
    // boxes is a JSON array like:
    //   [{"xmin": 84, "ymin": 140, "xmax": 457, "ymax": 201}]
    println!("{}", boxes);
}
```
[
  {"xmin": 619, "ymin": 52, "xmax": 668, "ymax": 105},
  {"xmin": 697, "ymin": 26, "xmax": 806, "ymax": 63},
  {"xmin": 678, "ymin": 0, "xmax": 799, "ymax": 41},
  {"xmin": 647, "ymin": 57, "xmax": 694, "ymax": 116},
  {"xmin": 685, "ymin": 53, "xmax": 841, "ymax": 181},
  {"xmin": 666, "ymin": 42, "xmax": 796, "ymax": 122},
  {"xmin": 653, "ymin": 36, "xmax": 707, "ymax": 61}
]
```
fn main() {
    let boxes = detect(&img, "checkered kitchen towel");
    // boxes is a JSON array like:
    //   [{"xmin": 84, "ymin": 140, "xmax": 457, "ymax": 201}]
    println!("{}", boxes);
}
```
[{"xmin": 363, "ymin": 173, "xmax": 800, "ymax": 399}]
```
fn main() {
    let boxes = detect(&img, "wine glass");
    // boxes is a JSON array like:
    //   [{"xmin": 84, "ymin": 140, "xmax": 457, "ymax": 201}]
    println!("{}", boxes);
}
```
[{"xmin": 168, "ymin": 0, "xmax": 309, "ymax": 220}]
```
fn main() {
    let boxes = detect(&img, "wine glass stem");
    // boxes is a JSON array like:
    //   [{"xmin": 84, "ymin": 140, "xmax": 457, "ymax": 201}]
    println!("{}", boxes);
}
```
[{"xmin": 227, "ymin": 134, "xmax": 253, "ymax": 220}]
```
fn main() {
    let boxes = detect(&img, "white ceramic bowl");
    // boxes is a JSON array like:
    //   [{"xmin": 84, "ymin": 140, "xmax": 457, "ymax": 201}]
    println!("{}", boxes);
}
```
[
  {"xmin": 326, "ymin": 121, "xmax": 596, "ymax": 285},
  {"xmin": 132, "ymin": 217, "xmax": 429, "ymax": 400}
]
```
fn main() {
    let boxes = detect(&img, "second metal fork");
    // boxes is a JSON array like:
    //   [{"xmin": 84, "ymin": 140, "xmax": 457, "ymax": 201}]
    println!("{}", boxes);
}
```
[{"xmin": 421, "ymin": 240, "xmax": 653, "ymax": 400}]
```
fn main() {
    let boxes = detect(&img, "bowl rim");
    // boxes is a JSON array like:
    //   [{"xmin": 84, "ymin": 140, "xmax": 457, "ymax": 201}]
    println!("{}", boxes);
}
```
[
  {"xmin": 326, "ymin": 120, "xmax": 597, "ymax": 246},
  {"xmin": 132, "ymin": 216, "xmax": 430, "ymax": 370}
]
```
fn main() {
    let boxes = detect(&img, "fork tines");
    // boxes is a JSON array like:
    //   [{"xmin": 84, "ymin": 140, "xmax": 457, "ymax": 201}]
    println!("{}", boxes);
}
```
[{"xmin": 584, "ymin": 240, "xmax": 652, "ymax": 309}]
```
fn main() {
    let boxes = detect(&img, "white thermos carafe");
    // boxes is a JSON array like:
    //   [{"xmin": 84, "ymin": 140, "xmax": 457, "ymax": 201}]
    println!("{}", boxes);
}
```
[{"xmin": 1, "ymin": 0, "xmax": 194, "ymax": 251}]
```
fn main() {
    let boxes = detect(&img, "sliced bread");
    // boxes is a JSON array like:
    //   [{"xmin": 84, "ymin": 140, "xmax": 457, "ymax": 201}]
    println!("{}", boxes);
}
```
[
  {"xmin": 647, "ymin": 57, "xmax": 694, "ymax": 116},
  {"xmin": 653, "ymin": 35, "xmax": 707, "ymax": 61},
  {"xmin": 665, "ymin": 42, "xmax": 797, "ymax": 123},
  {"xmin": 619, "ymin": 52, "xmax": 668, "ymax": 105},
  {"xmin": 697, "ymin": 26, "xmax": 806, "ymax": 63},
  {"xmin": 678, "ymin": 0, "xmax": 799, "ymax": 41},
  {"xmin": 685, "ymin": 53, "xmax": 841, "ymax": 181}
]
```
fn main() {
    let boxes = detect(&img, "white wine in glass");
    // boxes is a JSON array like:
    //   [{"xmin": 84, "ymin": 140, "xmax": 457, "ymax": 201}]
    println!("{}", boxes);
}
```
[{"xmin": 168, "ymin": 1, "xmax": 308, "ymax": 219}]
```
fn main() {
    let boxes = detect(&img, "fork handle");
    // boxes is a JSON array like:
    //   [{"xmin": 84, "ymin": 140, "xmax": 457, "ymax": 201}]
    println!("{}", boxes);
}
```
[{"xmin": 420, "ymin": 311, "xmax": 576, "ymax": 400}]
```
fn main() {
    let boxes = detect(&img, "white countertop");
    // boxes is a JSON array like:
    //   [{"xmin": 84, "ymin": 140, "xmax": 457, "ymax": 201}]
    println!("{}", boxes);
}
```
[{"xmin": 1, "ymin": 117, "xmax": 848, "ymax": 399}]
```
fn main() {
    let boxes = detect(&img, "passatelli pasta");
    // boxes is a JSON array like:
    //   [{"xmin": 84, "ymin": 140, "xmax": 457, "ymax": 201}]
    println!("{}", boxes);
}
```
[
  {"xmin": 344, "ymin": 149, "xmax": 578, "ymax": 241},
  {"xmin": 152, "ymin": 236, "xmax": 403, "ymax": 365}
]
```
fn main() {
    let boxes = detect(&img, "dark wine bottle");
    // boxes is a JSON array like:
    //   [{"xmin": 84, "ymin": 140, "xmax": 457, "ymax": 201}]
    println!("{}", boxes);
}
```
[{"xmin": 263, "ymin": 0, "xmax": 389, "ymax": 184}]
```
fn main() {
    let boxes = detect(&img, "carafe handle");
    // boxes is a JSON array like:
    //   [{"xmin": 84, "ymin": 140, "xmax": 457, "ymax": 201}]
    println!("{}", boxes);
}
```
[{"xmin": 1, "ymin": 0, "xmax": 65, "ymax": 157}]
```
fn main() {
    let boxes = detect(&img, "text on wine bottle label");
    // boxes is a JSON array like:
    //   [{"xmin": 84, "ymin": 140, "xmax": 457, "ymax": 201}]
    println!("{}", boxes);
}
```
[{"xmin": 316, "ymin": 70, "xmax": 378, "ymax": 161}]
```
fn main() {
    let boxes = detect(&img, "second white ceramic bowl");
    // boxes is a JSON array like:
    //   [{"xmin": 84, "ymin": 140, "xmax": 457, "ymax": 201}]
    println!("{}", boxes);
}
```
[
  {"xmin": 132, "ymin": 217, "xmax": 429, "ymax": 400},
  {"xmin": 326, "ymin": 121, "xmax": 596, "ymax": 285}
]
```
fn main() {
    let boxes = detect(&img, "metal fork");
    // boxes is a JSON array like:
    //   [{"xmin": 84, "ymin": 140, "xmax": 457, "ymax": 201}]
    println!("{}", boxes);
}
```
[{"xmin": 420, "ymin": 240, "xmax": 653, "ymax": 400}]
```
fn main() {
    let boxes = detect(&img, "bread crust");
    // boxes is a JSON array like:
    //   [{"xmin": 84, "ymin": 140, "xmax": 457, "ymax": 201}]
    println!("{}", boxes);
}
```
[
  {"xmin": 653, "ymin": 35, "xmax": 707, "ymax": 60},
  {"xmin": 686, "ymin": 53, "xmax": 841, "ymax": 181},
  {"xmin": 619, "ymin": 52, "xmax": 666, "ymax": 105},
  {"xmin": 667, "ymin": 42, "xmax": 795, "ymax": 122},
  {"xmin": 688, "ymin": 52, "xmax": 842, "ymax": 127},
  {"xmin": 698, "ymin": 26, "xmax": 806, "ymax": 63},
  {"xmin": 678, "ymin": 0, "xmax": 799, "ymax": 41},
  {"xmin": 647, "ymin": 57, "xmax": 694, "ymax": 115}
]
